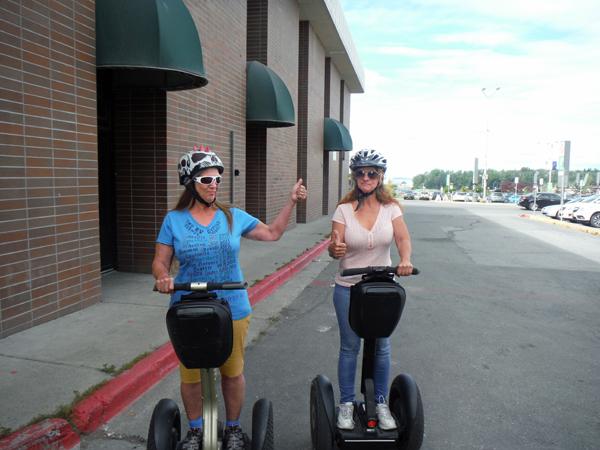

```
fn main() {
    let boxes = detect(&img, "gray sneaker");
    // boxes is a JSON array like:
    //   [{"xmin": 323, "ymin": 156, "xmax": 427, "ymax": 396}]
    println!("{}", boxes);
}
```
[
  {"xmin": 223, "ymin": 424, "xmax": 246, "ymax": 450},
  {"xmin": 337, "ymin": 402, "xmax": 355, "ymax": 429},
  {"xmin": 376, "ymin": 403, "xmax": 397, "ymax": 430},
  {"xmin": 181, "ymin": 427, "xmax": 203, "ymax": 450}
]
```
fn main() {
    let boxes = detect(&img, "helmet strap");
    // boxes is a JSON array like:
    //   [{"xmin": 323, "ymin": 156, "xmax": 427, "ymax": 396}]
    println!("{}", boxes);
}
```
[
  {"xmin": 186, "ymin": 184, "xmax": 215, "ymax": 208},
  {"xmin": 354, "ymin": 188, "xmax": 376, "ymax": 211}
]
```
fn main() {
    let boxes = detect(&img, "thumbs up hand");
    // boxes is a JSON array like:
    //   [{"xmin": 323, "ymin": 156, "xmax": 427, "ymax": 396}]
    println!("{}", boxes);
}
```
[{"xmin": 328, "ymin": 229, "xmax": 346, "ymax": 259}]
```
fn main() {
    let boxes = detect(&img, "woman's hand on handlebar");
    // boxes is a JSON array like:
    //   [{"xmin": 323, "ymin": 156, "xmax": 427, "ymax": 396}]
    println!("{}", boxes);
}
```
[
  {"xmin": 396, "ymin": 261, "xmax": 414, "ymax": 277},
  {"xmin": 155, "ymin": 276, "xmax": 175, "ymax": 294}
]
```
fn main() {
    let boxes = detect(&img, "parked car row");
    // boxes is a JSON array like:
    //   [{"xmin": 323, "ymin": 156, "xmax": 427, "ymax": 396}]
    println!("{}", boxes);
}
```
[{"xmin": 541, "ymin": 194, "xmax": 600, "ymax": 228}]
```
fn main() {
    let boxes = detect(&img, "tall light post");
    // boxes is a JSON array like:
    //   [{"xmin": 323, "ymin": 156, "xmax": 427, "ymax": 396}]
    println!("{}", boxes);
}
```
[{"xmin": 482, "ymin": 86, "xmax": 500, "ymax": 200}]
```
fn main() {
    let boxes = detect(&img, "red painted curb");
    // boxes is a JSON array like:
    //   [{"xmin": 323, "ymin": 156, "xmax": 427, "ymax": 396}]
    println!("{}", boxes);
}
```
[
  {"xmin": 71, "ymin": 342, "xmax": 179, "ymax": 434},
  {"xmin": 0, "ymin": 419, "xmax": 79, "ymax": 450},
  {"xmin": 0, "ymin": 237, "xmax": 330, "ymax": 448},
  {"xmin": 289, "ymin": 239, "xmax": 330, "ymax": 275}
]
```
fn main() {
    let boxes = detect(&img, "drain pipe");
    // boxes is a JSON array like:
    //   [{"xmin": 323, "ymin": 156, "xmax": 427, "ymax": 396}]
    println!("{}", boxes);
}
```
[{"xmin": 230, "ymin": 131, "xmax": 235, "ymax": 204}]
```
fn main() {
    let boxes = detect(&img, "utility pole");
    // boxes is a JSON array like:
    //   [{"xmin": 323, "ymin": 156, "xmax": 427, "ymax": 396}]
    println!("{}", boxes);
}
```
[{"xmin": 482, "ymin": 87, "xmax": 500, "ymax": 200}]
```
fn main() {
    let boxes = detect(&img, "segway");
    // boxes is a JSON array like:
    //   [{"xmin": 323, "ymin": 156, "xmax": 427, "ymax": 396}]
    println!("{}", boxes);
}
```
[
  {"xmin": 310, "ymin": 266, "xmax": 424, "ymax": 450},
  {"xmin": 147, "ymin": 281, "xmax": 274, "ymax": 450}
]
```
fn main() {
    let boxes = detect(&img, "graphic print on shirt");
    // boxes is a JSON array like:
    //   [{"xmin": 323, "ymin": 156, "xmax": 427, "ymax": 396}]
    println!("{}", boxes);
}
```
[{"xmin": 176, "ymin": 219, "xmax": 245, "ymax": 308}]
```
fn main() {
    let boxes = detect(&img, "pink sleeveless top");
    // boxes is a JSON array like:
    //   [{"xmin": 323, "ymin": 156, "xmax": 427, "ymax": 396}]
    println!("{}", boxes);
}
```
[{"xmin": 333, "ymin": 202, "xmax": 403, "ymax": 287}]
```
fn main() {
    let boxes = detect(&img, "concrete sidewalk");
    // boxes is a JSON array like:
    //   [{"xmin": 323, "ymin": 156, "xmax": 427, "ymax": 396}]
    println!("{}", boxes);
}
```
[{"xmin": 0, "ymin": 215, "xmax": 334, "ymax": 449}]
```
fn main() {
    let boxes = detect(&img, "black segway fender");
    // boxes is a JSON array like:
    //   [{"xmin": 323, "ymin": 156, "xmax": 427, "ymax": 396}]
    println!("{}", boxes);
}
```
[
  {"xmin": 147, "ymin": 398, "xmax": 181, "ymax": 450},
  {"xmin": 390, "ymin": 374, "xmax": 418, "ymax": 428},
  {"xmin": 251, "ymin": 398, "xmax": 274, "ymax": 450},
  {"xmin": 310, "ymin": 375, "xmax": 336, "ymax": 450},
  {"xmin": 315, "ymin": 374, "xmax": 336, "ymax": 434},
  {"xmin": 390, "ymin": 374, "xmax": 424, "ymax": 450}
]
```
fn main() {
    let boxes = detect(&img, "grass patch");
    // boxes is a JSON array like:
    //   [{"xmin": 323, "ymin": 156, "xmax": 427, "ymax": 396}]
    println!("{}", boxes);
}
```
[
  {"xmin": 100, "ymin": 363, "xmax": 115, "ymax": 374},
  {"xmin": 1, "ymin": 425, "xmax": 12, "ymax": 439}
]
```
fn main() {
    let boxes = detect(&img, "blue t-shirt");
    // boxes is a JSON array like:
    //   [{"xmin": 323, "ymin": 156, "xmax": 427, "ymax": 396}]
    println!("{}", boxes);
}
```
[{"xmin": 157, "ymin": 208, "xmax": 259, "ymax": 319}]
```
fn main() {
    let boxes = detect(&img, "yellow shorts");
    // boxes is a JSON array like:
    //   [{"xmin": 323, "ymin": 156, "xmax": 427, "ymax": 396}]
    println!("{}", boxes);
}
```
[{"xmin": 179, "ymin": 315, "xmax": 251, "ymax": 384}]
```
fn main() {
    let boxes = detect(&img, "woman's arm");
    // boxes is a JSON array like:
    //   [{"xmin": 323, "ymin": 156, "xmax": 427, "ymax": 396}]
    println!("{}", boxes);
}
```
[
  {"xmin": 152, "ymin": 243, "xmax": 175, "ymax": 293},
  {"xmin": 392, "ymin": 215, "xmax": 413, "ymax": 276},
  {"xmin": 244, "ymin": 179, "xmax": 306, "ymax": 242}
]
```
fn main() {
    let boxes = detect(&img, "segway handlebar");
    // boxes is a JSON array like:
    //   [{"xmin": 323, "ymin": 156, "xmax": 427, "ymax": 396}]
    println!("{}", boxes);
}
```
[
  {"xmin": 340, "ymin": 266, "xmax": 420, "ymax": 277},
  {"xmin": 153, "ymin": 281, "xmax": 248, "ymax": 292}
]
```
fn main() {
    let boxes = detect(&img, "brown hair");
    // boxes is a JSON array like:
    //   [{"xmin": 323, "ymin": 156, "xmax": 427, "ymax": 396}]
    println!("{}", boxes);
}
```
[
  {"xmin": 173, "ymin": 188, "xmax": 234, "ymax": 231},
  {"xmin": 338, "ymin": 169, "xmax": 404, "ymax": 212}
]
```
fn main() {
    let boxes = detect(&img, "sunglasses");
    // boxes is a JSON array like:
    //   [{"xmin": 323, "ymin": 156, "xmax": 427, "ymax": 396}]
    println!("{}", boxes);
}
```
[
  {"xmin": 355, "ymin": 170, "xmax": 379, "ymax": 180},
  {"xmin": 194, "ymin": 175, "xmax": 222, "ymax": 185}
]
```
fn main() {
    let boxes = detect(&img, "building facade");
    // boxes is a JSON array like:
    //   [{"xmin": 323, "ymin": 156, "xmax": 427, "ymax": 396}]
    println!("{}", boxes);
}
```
[{"xmin": 0, "ymin": 0, "xmax": 364, "ymax": 338}]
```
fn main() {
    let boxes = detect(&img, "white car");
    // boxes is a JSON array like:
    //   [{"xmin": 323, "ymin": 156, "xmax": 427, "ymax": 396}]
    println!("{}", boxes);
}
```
[
  {"xmin": 573, "ymin": 197, "xmax": 600, "ymax": 228},
  {"xmin": 541, "ymin": 198, "xmax": 579, "ymax": 219},
  {"xmin": 452, "ymin": 192, "xmax": 467, "ymax": 202},
  {"xmin": 562, "ymin": 194, "xmax": 600, "ymax": 222}
]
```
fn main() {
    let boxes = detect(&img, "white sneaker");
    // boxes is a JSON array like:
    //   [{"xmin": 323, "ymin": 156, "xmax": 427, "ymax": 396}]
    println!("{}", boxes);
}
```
[
  {"xmin": 337, "ymin": 402, "xmax": 355, "ymax": 429},
  {"xmin": 376, "ymin": 403, "xmax": 397, "ymax": 430}
]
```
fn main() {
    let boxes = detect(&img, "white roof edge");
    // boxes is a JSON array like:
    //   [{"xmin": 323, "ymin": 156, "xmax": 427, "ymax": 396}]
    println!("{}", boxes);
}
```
[{"xmin": 298, "ymin": 0, "xmax": 365, "ymax": 94}]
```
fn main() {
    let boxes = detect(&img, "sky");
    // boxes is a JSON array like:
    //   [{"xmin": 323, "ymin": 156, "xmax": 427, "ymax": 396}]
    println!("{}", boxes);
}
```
[{"xmin": 339, "ymin": 0, "xmax": 600, "ymax": 180}]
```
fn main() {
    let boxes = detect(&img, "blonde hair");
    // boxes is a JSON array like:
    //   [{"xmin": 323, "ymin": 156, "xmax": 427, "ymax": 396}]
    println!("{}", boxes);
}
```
[{"xmin": 338, "ymin": 169, "xmax": 404, "ymax": 212}]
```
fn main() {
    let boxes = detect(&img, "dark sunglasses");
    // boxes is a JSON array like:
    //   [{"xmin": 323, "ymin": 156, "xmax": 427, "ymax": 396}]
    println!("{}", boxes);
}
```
[
  {"xmin": 194, "ymin": 175, "xmax": 222, "ymax": 185},
  {"xmin": 355, "ymin": 170, "xmax": 379, "ymax": 180}
]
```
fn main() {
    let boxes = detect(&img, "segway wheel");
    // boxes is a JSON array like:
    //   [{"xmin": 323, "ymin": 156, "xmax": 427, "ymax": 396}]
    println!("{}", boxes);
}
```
[
  {"xmin": 147, "ymin": 398, "xmax": 182, "ymax": 450},
  {"xmin": 390, "ymin": 375, "xmax": 424, "ymax": 450},
  {"xmin": 310, "ymin": 378, "xmax": 334, "ymax": 450},
  {"xmin": 251, "ymin": 398, "xmax": 274, "ymax": 450}
]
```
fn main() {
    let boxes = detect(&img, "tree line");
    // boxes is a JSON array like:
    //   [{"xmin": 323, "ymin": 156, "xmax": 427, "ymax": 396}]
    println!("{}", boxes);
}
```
[{"xmin": 411, "ymin": 168, "xmax": 600, "ymax": 193}]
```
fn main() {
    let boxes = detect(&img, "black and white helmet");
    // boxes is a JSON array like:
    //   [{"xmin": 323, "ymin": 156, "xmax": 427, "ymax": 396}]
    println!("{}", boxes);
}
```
[
  {"xmin": 178, "ymin": 145, "xmax": 224, "ymax": 186},
  {"xmin": 349, "ymin": 149, "xmax": 387, "ymax": 173}
]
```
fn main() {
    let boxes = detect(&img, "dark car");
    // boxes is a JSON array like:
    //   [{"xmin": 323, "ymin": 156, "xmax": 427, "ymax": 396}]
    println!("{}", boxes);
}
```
[
  {"xmin": 519, "ymin": 192, "xmax": 562, "ymax": 211},
  {"xmin": 517, "ymin": 194, "xmax": 534, "ymax": 209},
  {"xmin": 403, "ymin": 190, "xmax": 415, "ymax": 200}
]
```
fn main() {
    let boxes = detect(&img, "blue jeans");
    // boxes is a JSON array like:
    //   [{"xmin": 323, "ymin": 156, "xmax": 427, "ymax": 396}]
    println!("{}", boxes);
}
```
[{"xmin": 333, "ymin": 284, "xmax": 390, "ymax": 404}]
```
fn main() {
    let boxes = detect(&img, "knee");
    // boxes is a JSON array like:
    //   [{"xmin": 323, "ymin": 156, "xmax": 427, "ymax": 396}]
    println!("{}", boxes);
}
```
[
  {"xmin": 340, "ymin": 339, "xmax": 360, "ymax": 358},
  {"xmin": 375, "ymin": 340, "xmax": 390, "ymax": 358}
]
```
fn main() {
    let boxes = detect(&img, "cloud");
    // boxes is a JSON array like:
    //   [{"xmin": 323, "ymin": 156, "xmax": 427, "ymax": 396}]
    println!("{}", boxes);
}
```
[{"xmin": 341, "ymin": 0, "xmax": 600, "ymax": 178}]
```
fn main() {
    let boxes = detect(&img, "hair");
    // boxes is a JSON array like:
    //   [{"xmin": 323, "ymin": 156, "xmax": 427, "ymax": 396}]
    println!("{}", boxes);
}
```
[
  {"xmin": 338, "ymin": 168, "xmax": 404, "ymax": 212},
  {"xmin": 173, "ymin": 188, "xmax": 234, "ymax": 232}
]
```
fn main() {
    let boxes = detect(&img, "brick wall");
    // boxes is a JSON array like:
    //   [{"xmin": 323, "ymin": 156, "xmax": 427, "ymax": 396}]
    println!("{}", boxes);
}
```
[
  {"xmin": 297, "ymin": 21, "xmax": 327, "ymax": 223},
  {"xmin": 246, "ymin": 0, "xmax": 299, "ymax": 227},
  {"xmin": 341, "ymin": 81, "xmax": 351, "ymax": 197},
  {"xmin": 305, "ymin": 24, "xmax": 326, "ymax": 222},
  {"xmin": 323, "ymin": 60, "xmax": 342, "ymax": 214},
  {"xmin": 0, "ymin": 0, "xmax": 100, "ymax": 338},
  {"xmin": 112, "ymin": 91, "xmax": 168, "ymax": 273},
  {"xmin": 264, "ymin": 0, "xmax": 298, "ymax": 225}
]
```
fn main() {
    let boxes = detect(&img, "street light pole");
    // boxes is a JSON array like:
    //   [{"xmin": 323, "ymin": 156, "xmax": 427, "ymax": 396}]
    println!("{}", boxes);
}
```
[{"xmin": 482, "ymin": 87, "xmax": 500, "ymax": 200}]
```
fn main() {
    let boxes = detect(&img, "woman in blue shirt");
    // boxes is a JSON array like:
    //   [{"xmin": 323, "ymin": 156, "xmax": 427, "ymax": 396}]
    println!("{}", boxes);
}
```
[{"xmin": 153, "ymin": 146, "xmax": 306, "ymax": 450}]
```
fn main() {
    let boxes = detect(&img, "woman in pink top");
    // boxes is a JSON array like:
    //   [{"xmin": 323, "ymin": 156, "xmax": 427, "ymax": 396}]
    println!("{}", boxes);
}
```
[{"xmin": 328, "ymin": 149, "xmax": 413, "ymax": 431}]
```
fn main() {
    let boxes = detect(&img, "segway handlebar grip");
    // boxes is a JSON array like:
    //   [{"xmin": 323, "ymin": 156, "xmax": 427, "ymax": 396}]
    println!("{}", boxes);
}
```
[
  {"xmin": 340, "ymin": 266, "xmax": 420, "ymax": 277},
  {"xmin": 152, "ymin": 281, "xmax": 248, "ymax": 292}
]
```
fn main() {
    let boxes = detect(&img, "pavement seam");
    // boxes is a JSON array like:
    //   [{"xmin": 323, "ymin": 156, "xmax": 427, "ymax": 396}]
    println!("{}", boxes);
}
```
[{"xmin": 0, "ymin": 238, "xmax": 330, "ymax": 450}]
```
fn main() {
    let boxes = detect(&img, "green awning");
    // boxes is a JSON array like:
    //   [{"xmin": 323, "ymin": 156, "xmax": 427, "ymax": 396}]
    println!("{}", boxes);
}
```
[
  {"xmin": 324, "ymin": 118, "xmax": 353, "ymax": 151},
  {"xmin": 96, "ymin": 0, "xmax": 208, "ymax": 91},
  {"xmin": 246, "ymin": 61, "xmax": 295, "ymax": 128}
]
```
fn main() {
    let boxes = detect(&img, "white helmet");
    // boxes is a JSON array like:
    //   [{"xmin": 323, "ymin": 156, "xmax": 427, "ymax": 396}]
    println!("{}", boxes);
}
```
[
  {"xmin": 178, "ymin": 145, "xmax": 224, "ymax": 186},
  {"xmin": 349, "ymin": 149, "xmax": 387, "ymax": 173}
]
